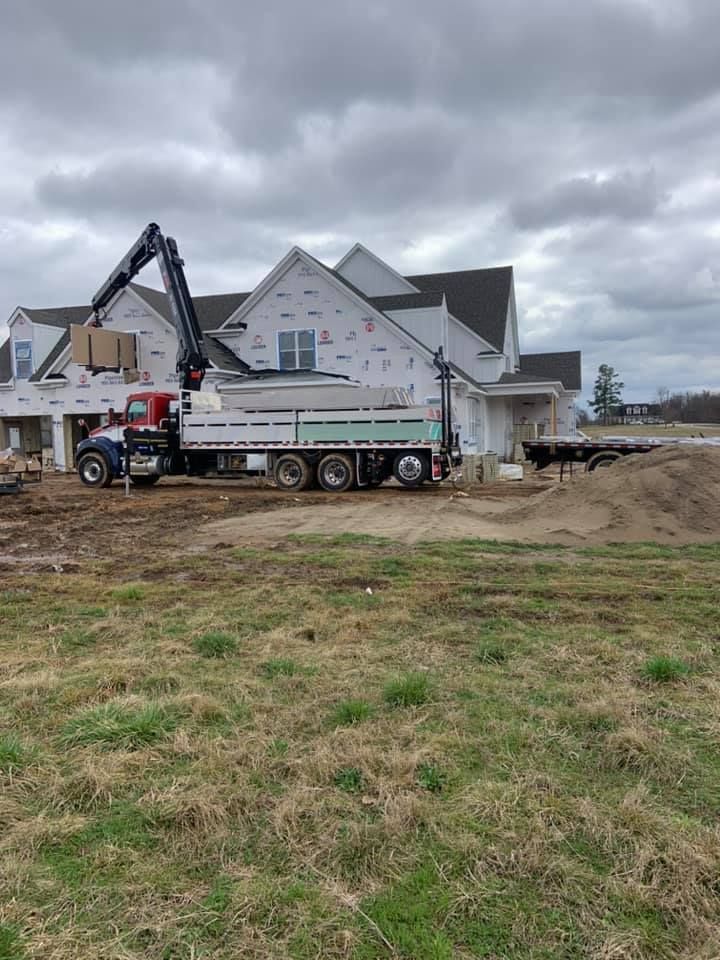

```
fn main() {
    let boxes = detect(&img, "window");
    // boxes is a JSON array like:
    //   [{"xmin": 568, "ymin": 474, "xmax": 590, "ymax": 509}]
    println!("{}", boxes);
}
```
[
  {"xmin": 278, "ymin": 329, "xmax": 316, "ymax": 370},
  {"xmin": 13, "ymin": 340, "xmax": 33, "ymax": 379},
  {"xmin": 126, "ymin": 400, "xmax": 148, "ymax": 423}
]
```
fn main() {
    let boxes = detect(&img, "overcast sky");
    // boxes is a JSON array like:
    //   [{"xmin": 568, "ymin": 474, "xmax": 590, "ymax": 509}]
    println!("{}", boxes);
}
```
[{"xmin": 1, "ymin": 0, "xmax": 719, "ymax": 403}]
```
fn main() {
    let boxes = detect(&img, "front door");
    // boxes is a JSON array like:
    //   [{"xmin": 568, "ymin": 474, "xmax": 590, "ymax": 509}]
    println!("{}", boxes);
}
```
[{"xmin": 7, "ymin": 424, "xmax": 22, "ymax": 451}]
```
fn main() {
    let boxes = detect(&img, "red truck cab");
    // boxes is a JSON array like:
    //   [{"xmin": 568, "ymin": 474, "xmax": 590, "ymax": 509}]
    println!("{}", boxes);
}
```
[{"xmin": 89, "ymin": 392, "xmax": 178, "ymax": 436}]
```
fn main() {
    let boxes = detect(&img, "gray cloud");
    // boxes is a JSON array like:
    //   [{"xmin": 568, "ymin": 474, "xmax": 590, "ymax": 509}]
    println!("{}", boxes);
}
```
[
  {"xmin": 1, "ymin": 0, "xmax": 720, "ymax": 404},
  {"xmin": 510, "ymin": 171, "xmax": 666, "ymax": 229}
]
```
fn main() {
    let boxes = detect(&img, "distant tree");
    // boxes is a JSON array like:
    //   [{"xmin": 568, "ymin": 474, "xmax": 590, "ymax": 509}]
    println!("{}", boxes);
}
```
[
  {"xmin": 589, "ymin": 364, "xmax": 624, "ymax": 425},
  {"xmin": 575, "ymin": 407, "xmax": 590, "ymax": 427},
  {"xmin": 656, "ymin": 386, "xmax": 671, "ymax": 421}
]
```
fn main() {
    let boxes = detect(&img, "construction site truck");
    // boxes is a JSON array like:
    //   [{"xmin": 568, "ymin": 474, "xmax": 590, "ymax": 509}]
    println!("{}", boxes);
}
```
[
  {"xmin": 74, "ymin": 223, "xmax": 461, "ymax": 492},
  {"xmin": 523, "ymin": 434, "xmax": 720, "ymax": 472}
]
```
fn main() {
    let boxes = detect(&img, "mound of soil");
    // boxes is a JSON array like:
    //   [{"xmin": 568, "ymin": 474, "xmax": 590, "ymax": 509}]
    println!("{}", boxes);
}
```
[{"xmin": 501, "ymin": 445, "xmax": 720, "ymax": 542}]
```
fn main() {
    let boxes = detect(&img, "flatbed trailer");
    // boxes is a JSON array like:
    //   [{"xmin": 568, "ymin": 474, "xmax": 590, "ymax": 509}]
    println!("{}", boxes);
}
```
[{"xmin": 523, "ymin": 435, "xmax": 720, "ymax": 472}]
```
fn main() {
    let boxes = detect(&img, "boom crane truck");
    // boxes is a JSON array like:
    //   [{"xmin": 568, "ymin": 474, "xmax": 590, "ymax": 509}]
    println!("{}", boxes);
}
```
[{"xmin": 75, "ymin": 223, "xmax": 462, "ymax": 493}]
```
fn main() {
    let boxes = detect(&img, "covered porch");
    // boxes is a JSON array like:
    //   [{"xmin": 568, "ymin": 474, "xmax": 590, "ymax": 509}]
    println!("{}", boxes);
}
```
[{"xmin": 482, "ymin": 378, "xmax": 574, "ymax": 461}]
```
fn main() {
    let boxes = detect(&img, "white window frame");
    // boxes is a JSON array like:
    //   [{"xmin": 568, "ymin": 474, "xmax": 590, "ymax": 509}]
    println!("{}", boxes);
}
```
[
  {"xmin": 276, "ymin": 328, "xmax": 317, "ymax": 371},
  {"xmin": 13, "ymin": 339, "xmax": 33, "ymax": 379}
]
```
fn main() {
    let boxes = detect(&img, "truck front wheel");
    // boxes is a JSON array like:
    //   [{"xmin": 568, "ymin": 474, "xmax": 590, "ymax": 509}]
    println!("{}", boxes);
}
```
[
  {"xmin": 317, "ymin": 453, "xmax": 355, "ymax": 493},
  {"xmin": 393, "ymin": 452, "xmax": 428, "ymax": 487},
  {"xmin": 78, "ymin": 452, "xmax": 113, "ymax": 488},
  {"xmin": 275, "ymin": 453, "xmax": 313, "ymax": 491}
]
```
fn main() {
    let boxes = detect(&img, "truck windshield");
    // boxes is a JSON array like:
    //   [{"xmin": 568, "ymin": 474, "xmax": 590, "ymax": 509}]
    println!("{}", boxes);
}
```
[{"xmin": 127, "ymin": 400, "xmax": 148, "ymax": 423}]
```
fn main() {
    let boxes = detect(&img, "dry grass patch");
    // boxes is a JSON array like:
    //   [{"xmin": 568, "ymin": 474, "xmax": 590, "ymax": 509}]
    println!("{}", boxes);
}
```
[{"xmin": 2, "ymin": 537, "xmax": 720, "ymax": 957}]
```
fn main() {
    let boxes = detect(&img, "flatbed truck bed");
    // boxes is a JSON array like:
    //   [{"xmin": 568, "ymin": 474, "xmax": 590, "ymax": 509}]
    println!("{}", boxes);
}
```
[{"xmin": 523, "ymin": 435, "xmax": 720, "ymax": 471}]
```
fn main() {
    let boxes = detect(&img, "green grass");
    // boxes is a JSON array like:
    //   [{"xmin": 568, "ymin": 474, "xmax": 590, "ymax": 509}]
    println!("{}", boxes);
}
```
[
  {"xmin": 384, "ymin": 671, "xmax": 432, "ymax": 707},
  {"xmin": 60, "ymin": 702, "xmax": 179, "ymax": 749},
  {"xmin": 2, "ymin": 531, "xmax": 720, "ymax": 958},
  {"xmin": 334, "ymin": 767, "xmax": 364, "ymax": 793},
  {"xmin": 259, "ymin": 658, "xmax": 300, "ymax": 678},
  {"xmin": 416, "ymin": 762, "xmax": 446, "ymax": 793},
  {"xmin": 0, "ymin": 924, "xmax": 23, "ymax": 960},
  {"xmin": 642, "ymin": 655, "xmax": 691, "ymax": 682},
  {"xmin": 110, "ymin": 584, "xmax": 145, "ymax": 601},
  {"xmin": 0, "ymin": 734, "xmax": 28, "ymax": 775},
  {"xmin": 331, "ymin": 699, "xmax": 373, "ymax": 726},
  {"xmin": 192, "ymin": 631, "xmax": 239, "ymax": 658}
]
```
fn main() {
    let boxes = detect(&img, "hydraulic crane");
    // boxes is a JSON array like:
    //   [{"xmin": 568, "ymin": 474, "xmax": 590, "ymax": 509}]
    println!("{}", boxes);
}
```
[{"xmin": 90, "ymin": 222, "xmax": 208, "ymax": 391}]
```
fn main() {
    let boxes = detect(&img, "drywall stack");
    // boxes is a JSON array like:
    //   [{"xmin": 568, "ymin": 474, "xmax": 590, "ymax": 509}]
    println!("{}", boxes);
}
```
[{"xmin": 460, "ymin": 452, "xmax": 499, "ymax": 484}]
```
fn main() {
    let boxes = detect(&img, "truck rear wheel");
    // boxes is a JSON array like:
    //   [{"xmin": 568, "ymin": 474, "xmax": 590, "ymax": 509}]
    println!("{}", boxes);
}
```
[
  {"xmin": 317, "ymin": 453, "xmax": 355, "ymax": 493},
  {"xmin": 393, "ymin": 452, "xmax": 429, "ymax": 487},
  {"xmin": 78, "ymin": 452, "xmax": 113, "ymax": 488},
  {"xmin": 275, "ymin": 453, "xmax": 313, "ymax": 491},
  {"xmin": 586, "ymin": 450, "xmax": 622, "ymax": 472}
]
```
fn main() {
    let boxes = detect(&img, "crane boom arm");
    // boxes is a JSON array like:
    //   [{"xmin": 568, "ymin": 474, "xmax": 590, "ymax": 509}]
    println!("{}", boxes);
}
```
[{"xmin": 91, "ymin": 222, "xmax": 208, "ymax": 391}]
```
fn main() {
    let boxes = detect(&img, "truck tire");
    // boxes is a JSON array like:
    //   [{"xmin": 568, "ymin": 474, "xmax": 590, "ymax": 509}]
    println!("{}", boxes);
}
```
[
  {"xmin": 317, "ymin": 453, "xmax": 355, "ymax": 493},
  {"xmin": 78, "ymin": 451, "xmax": 113, "ymax": 488},
  {"xmin": 393, "ymin": 452, "xmax": 429, "ymax": 487},
  {"xmin": 130, "ymin": 475, "xmax": 161, "ymax": 486},
  {"xmin": 275, "ymin": 453, "xmax": 313, "ymax": 491},
  {"xmin": 586, "ymin": 450, "xmax": 622, "ymax": 472}
]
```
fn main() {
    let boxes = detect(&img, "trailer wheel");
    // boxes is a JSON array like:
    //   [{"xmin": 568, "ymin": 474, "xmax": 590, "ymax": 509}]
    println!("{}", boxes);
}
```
[
  {"xmin": 317, "ymin": 453, "xmax": 355, "ymax": 493},
  {"xmin": 78, "ymin": 451, "xmax": 113, "ymax": 488},
  {"xmin": 275, "ymin": 453, "xmax": 313, "ymax": 491},
  {"xmin": 393, "ymin": 452, "xmax": 429, "ymax": 487},
  {"xmin": 586, "ymin": 450, "xmax": 622, "ymax": 472},
  {"xmin": 130, "ymin": 475, "xmax": 161, "ymax": 486}
]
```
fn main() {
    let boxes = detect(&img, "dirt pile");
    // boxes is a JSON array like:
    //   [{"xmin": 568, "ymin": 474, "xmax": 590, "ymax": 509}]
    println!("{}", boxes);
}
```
[{"xmin": 501, "ymin": 445, "xmax": 720, "ymax": 542}]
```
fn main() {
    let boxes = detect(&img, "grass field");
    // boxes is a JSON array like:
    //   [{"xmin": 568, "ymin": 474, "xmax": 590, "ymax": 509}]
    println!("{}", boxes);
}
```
[
  {"xmin": 2, "ymin": 534, "xmax": 720, "ymax": 958},
  {"xmin": 583, "ymin": 422, "xmax": 720, "ymax": 438}
]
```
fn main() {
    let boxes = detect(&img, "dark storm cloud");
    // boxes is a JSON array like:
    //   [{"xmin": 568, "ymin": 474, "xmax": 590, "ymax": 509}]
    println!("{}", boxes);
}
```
[{"xmin": 1, "ymin": 0, "xmax": 720, "ymax": 402}]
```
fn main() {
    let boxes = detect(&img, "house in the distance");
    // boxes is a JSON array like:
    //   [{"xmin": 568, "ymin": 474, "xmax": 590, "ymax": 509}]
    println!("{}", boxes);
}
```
[
  {"xmin": 612, "ymin": 402, "xmax": 663, "ymax": 425},
  {"xmin": 0, "ymin": 241, "xmax": 581, "ymax": 470}
]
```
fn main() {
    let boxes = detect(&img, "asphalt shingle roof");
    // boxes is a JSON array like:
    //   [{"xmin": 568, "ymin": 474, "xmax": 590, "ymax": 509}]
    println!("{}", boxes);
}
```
[
  {"xmin": 405, "ymin": 266, "xmax": 513, "ymax": 351},
  {"xmin": 128, "ymin": 284, "xmax": 249, "ymax": 374},
  {"xmin": 19, "ymin": 305, "xmax": 91, "ymax": 329},
  {"xmin": 519, "ymin": 351, "xmax": 582, "ymax": 391},
  {"xmin": 0, "ymin": 339, "xmax": 12, "ymax": 383},
  {"xmin": 369, "ymin": 292, "xmax": 444, "ymax": 312},
  {"xmin": 496, "ymin": 371, "xmax": 557, "ymax": 385}
]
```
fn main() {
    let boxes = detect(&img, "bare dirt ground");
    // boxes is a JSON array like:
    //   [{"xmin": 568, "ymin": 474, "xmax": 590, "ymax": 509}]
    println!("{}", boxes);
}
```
[
  {"xmin": 0, "ymin": 471, "xmax": 551, "ymax": 571},
  {"xmin": 3, "ymin": 444, "xmax": 719, "ymax": 572}
]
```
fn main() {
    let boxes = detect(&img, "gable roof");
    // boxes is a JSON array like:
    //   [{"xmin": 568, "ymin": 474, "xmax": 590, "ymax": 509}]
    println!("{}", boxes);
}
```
[
  {"xmin": 369, "ymin": 292, "xmax": 444, "ymax": 312},
  {"xmin": 18, "ymin": 304, "xmax": 91, "ymax": 328},
  {"xmin": 0, "ymin": 339, "xmax": 12, "ymax": 383},
  {"xmin": 519, "ymin": 351, "xmax": 581, "ymax": 391},
  {"xmin": 405, "ymin": 266, "xmax": 513, "ymax": 352},
  {"xmin": 29, "ymin": 330, "xmax": 71, "ymax": 382}
]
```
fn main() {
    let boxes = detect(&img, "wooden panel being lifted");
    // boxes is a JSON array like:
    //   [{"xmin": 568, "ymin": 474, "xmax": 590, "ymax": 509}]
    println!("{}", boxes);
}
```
[{"xmin": 71, "ymin": 324, "xmax": 137, "ymax": 371}]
